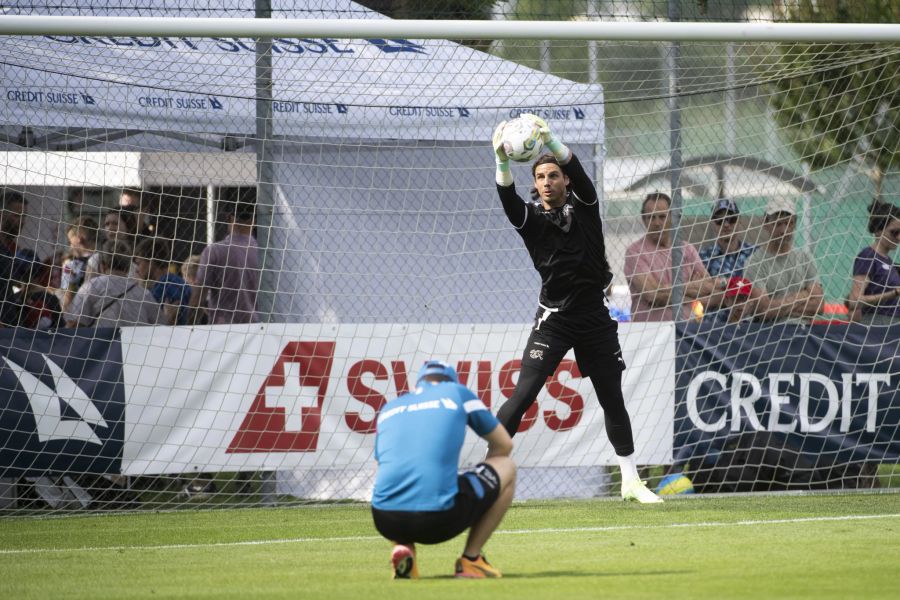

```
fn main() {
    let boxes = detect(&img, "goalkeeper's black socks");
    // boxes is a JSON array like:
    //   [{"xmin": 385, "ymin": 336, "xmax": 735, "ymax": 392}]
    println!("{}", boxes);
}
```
[{"xmin": 463, "ymin": 553, "xmax": 481, "ymax": 562}]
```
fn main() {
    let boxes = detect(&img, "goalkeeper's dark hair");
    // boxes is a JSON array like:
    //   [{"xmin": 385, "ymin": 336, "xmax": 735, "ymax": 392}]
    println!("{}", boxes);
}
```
[
  {"xmin": 866, "ymin": 200, "xmax": 900, "ymax": 234},
  {"xmin": 531, "ymin": 153, "xmax": 562, "ymax": 178}
]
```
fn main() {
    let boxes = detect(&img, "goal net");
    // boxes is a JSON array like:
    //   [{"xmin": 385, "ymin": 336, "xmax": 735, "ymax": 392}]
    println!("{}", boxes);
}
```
[{"xmin": 0, "ymin": 0, "xmax": 898, "ymax": 514}]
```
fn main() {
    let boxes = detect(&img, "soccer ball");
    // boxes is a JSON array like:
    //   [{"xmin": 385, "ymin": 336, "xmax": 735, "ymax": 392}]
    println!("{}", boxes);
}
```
[
  {"xmin": 655, "ymin": 473, "xmax": 695, "ymax": 496},
  {"xmin": 501, "ymin": 116, "xmax": 545, "ymax": 163}
]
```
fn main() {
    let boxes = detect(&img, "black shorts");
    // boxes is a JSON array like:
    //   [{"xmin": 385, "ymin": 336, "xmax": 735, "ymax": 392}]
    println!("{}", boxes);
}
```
[
  {"xmin": 371, "ymin": 463, "xmax": 501, "ymax": 545},
  {"xmin": 520, "ymin": 304, "xmax": 625, "ymax": 375}
]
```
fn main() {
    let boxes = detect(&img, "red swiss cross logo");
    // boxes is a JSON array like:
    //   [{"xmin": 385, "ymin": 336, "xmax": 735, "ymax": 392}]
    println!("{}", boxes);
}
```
[{"xmin": 226, "ymin": 341, "xmax": 336, "ymax": 453}]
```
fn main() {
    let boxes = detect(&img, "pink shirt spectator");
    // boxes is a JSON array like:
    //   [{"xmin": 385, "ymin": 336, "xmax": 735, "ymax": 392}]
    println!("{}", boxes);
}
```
[
  {"xmin": 624, "ymin": 236, "xmax": 708, "ymax": 321},
  {"xmin": 196, "ymin": 232, "xmax": 260, "ymax": 324}
]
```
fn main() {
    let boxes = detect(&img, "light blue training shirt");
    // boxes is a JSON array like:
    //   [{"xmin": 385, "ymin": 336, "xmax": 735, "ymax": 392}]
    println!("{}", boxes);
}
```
[{"xmin": 372, "ymin": 381, "xmax": 499, "ymax": 511}]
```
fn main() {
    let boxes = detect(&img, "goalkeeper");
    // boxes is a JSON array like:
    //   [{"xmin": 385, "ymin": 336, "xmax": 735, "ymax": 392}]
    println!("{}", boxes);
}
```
[
  {"xmin": 371, "ymin": 361, "xmax": 516, "ymax": 579},
  {"xmin": 492, "ymin": 115, "xmax": 661, "ymax": 504}
]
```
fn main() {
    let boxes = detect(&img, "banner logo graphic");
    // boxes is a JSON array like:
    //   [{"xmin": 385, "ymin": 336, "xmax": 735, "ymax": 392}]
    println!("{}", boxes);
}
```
[
  {"xmin": 365, "ymin": 38, "xmax": 426, "ymax": 54},
  {"xmin": 2, "ymin": 354, "xmax": 108, "ymax": 445},
  {"xmin": 227, "ymin": 341, "xmax": 336, "ymax": 453}
]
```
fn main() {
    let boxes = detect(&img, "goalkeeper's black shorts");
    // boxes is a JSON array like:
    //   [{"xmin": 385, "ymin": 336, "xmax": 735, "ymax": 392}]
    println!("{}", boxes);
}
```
[
  {"xmin": 371, "ymin": 463, "xmax": 500, "ymax": 545},
  {"xmin": 520, "ymin": 303, "xmax": 625, "ymax": 375}
]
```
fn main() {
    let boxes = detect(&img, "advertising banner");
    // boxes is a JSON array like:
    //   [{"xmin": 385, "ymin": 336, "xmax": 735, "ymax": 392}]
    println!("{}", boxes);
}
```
[
  {"xmin": 121, "ymin": 322, "xmax": 674, "ymax": 475},
  {"xmin": 675, "ymin": 321, "xmax": 900, "ymax": 482},
  {"xmin": 0, "ymin": 328, "xmax": 125, "ymax": 477}
]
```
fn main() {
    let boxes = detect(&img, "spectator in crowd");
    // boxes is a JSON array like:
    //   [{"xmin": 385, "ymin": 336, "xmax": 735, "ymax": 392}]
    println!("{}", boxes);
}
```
[
  {"xmin": 739, "ymin": 198, "xmax": 824, "ymax": 324},
  {"xmin": 60, "ymin": 216, "xmax": 100, "ymax": 312},
  {"xmin": 0, "ymin": 191, "xmax": 19, "ymax": 323},
  {"xmin": 0, "ymin": 189, "xmax": 39, "ymax": 285},
  {"xmin": 6, "ymin": 260, "xmax": 62, "ymax": 331},
  {"xmin": 133, "ymin": 237, "xmax": 192, "ymax": 326},
  {"xmin": 0, "ymin": 189, "xmax": 30, "ymax": 257},
  {"xmin": 47, "ymin": 248, "xmax": 68, "ymax": 294},
  {"xmin": 0, "ymin": 189, "xmax": 41, "ymax": 326},
  {"xmin": 186, "ymin": 201, "xmax": 261, "ymax": 495},
  {"xmin": 180, "ymin": 254, "xmax": 207, "ymax": 325},
  {"xmin": 847, "ymin": 200, "xmax": 900, "ymax": 325},
  {"xmin": 104, "ymin": 208, "xmax": 139, "ymax": 244},
  {"xmin": 699, "ymin": 198, "xmax": 756, "ymax": 322},
  {"xmin": 372, "ymin": 361, "xmax": 515, "ymax": 579},
  {"xmin": 181, "ymin": 254, "xmax": 201, "ymax": 286},
  {"xmin": 190, "ymin": 201, "xmax": 260, "ymax": 325},
  {"xmin": 64, "ymin": 239, "xmax": 159, "ymax": 328},
  {"xmin": 177, "ymin": 253, "xmax": 212, "ymax": 492},
  {"xmin": 84, "ymin": 208, "xmax": 139, "ymax": 284},
  {"xmin": 624, "ymin": 192, "xmax": 725, "ymax": 321},
  {"xmin": 119, "ymin": 187, "xmax": 155, "ymax": 239}
]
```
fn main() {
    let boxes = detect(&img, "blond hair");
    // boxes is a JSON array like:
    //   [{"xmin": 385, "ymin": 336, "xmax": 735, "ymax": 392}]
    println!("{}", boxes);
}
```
[
  {"xmin": 181, "ymin": 254, "xmax": 201, "ymax": 282},
  {"xmin": 67, "ymin": 215, "xmax": 100, "ymax": 248}
]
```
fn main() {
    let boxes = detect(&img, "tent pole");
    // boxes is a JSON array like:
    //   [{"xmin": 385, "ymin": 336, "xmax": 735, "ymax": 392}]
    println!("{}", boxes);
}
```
[
  {"xmin": 255, "ymin": 0, "xmax": 277, "ymax": 507},
  {"xmin": 255, "ymin": 0, "xmax": 275, "ymax": 324},
  {"xmin": 206, "ymin": 184, "xmax": 215, "ymax": 245}
]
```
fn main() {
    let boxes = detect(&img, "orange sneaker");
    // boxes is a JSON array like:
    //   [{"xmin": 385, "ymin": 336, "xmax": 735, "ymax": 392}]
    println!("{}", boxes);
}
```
[
  {"xmin": 454, "ymin": 554, "xmax": 502, "ymax": 579},
  {"xmin": 391, "ymin": 544, "xmax": 418, "ymax": 579}
]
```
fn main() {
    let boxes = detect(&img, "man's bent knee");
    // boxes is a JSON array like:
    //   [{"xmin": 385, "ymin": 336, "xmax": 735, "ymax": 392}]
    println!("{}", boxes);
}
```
[{"xmin": 484, "ymin": 456, "xmax": 516, "ymax": 490}]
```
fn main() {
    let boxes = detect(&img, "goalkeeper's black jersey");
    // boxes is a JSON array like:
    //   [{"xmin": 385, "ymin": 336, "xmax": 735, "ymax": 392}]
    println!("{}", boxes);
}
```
[{"xmin": 497, "ymin": 154, "xmax": 612, "ymax": 312}]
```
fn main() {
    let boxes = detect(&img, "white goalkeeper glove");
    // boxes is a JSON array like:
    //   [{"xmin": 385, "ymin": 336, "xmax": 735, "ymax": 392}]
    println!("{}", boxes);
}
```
[
  {"xmin": 492, "ymin": 120, "xmax": 513, "ymax": 186},
  {"xmin": 520, "ymin": 113, "xmax": 570, "ymax": 162}
]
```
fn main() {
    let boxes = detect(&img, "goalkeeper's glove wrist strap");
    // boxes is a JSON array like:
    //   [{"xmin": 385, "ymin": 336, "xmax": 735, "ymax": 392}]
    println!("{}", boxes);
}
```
[
  {"xmin": 545, "ymin": 138, "xmax": 570, "ymax": 162},
  {"xmin": 495, "ymin": 160, "xmax": 513, "ymax": 186}
]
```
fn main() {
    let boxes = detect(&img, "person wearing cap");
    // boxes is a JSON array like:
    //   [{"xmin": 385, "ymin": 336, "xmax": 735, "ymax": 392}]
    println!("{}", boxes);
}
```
[
  {"xmin": 624, "ymin": 192, "xmax": 726, "ymax": 322},
  {"xmin": 699, "ymin": 198, "xmax": 756, "ymax": 322},
  {"xmin": 371, "ymin": 360, "xmax": 516, "ymax": 580},
  {"xmin": 740, "ymin": 197, "xmax": 824, "ymax": 323}
]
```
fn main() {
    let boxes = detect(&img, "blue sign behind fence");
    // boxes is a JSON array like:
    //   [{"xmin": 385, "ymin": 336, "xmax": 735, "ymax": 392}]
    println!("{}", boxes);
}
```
[
  {"xmin": 0, "ymin": 329, "xmax": 125, "ymax": 477},
  {"xmin": 675, "ymin": 321, "xmax": 900, "ymax": 487}
]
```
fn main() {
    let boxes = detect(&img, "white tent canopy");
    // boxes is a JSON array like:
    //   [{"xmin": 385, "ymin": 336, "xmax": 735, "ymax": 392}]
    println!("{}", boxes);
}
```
[
  {"xmin": 1, "ymin": 0, "xmax": 604, "ymax": 143},
  {"xmin": 1, "ymin": 1, "xmax": 606, "ymax": 324}
]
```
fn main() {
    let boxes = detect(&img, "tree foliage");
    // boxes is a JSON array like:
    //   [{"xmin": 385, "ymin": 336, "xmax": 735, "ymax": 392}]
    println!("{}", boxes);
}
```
[
  {"xmin": 769, "ymin": 0, "xmax": 900, "ymax": 193},
  {"xmin": 355, "ymin": 0, "xmax": 499, "ymax": 20},
  {"xmin": 354, "ymin": 0, "xmax": 501, "ymax": 49}
]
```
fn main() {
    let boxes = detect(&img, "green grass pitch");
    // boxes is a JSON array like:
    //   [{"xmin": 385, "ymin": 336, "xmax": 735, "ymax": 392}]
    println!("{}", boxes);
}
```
[{"xmin": 2, "ymin": 493, "xmax": 898, "ymax": 599}]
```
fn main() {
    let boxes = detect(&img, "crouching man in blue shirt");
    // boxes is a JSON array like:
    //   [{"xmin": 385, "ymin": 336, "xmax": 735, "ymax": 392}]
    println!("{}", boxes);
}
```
[{"xmin": 371, "ymin": 360, "xmax": 516, "ymax": 580}]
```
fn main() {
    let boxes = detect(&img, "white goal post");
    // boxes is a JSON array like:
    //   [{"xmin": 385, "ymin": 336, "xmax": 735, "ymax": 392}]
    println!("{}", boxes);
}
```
[{"xmin": 1, "ymin": 16, "xmax": 900, "ymax": 42}]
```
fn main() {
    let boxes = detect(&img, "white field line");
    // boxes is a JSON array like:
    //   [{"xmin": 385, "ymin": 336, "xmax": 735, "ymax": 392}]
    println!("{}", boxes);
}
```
[{"xmin": 2, "ymin": 512, "xmax": 899, "ymax": 556}]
